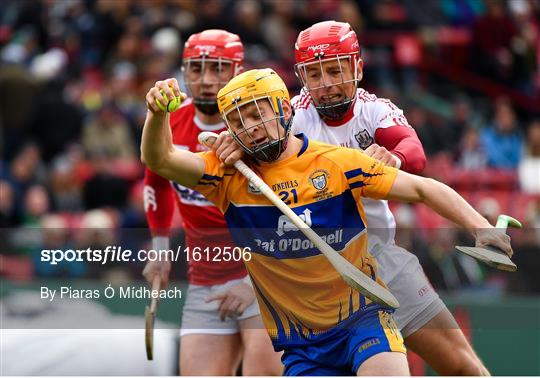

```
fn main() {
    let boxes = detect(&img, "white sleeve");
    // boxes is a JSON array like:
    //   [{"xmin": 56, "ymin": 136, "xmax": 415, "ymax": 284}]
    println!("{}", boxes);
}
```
[
  {"xmin": 291, "ymin": 109, "xmax": 309, "ymax": 134},
  {"xmin": 291, "ymin": 94, "xmax": 303, "ymax": 109},
  {"xmin": 369, "ymin": 99, "xmax": 411, "ymax": 131}
]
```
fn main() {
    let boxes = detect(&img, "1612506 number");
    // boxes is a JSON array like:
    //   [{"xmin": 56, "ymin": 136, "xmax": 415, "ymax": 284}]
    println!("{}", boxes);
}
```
[{"xmin": 184, "ymin": 247, "xmax": 252, "ymax": 262}]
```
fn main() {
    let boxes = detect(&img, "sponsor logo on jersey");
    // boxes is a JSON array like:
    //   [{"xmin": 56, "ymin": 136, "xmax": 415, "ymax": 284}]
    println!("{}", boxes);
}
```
[
  {"xmin": 276, "ymin": 208, "xmax": 312, "ymax": 236},
  {"xmin": 171, "ymin": 182, "xmax": 212, "ymax": 206},
  {"xmin": 271, "ymin": 180, "xmax": 299, "ymax": 191},
  {"xmin": 354, "ymin": 129, "xmax": 374, "ymax": 149}
]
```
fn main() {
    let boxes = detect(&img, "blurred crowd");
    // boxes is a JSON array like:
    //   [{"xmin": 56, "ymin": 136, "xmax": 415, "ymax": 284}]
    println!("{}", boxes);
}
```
[{"xmin": 1, "ymin": 0, "xmax": 539, "ymax": 294}]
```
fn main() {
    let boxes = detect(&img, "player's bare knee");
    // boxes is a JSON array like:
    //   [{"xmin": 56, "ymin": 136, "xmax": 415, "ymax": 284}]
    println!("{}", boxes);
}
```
[
  {"xmin": 241, "ymin": 349, "xmax": 283, "ymax": 375},
  {"xmin": 242, "ymin": 363, "xmax": 283, "ymax": 376},
  {"xmin": 448, "ymin": 348, "xmax": 489, "ymax": 376}
]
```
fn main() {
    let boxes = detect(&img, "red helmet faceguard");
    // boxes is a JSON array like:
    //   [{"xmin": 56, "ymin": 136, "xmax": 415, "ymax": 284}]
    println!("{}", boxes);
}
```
[
  {"xmin": 182, "ymin": 29, "xmax": 244, "ymax": 115},
  {"xmin": 294, "ymin": 21, "xmax": 361, "ymax": 120}
]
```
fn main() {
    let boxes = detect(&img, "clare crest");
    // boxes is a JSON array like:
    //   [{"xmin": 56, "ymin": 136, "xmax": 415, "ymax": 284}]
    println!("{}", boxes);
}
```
[{"xmin": 309, "ymin": 169, "xmax": 329, "ymax": 191}]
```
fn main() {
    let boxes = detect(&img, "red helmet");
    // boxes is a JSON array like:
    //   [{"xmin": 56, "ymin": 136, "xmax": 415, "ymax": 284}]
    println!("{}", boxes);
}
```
[
  {"xmin": 294, "ymin": 21, "xmax": 361, "ymax": 120},
  {"xmin": 182, "ymin": 29, "xmax": 244, "ymax": 115},
  {"xmin": 294, "ymin": 21, "xmax": 360, "ymax": 64},
  {"xmin": 183, "ymin": 29, "xmax": 244, "ymax": 68}
]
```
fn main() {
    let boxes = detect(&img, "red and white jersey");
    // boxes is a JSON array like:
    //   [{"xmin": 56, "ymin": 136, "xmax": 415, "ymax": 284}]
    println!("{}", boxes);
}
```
[
  {"xmin": 144, "ymin": 99, "xmax": 247, "ymax": 285},
  {"xmin": 291, "ymin": 88, "xmax": 422, "ymax": 257}
]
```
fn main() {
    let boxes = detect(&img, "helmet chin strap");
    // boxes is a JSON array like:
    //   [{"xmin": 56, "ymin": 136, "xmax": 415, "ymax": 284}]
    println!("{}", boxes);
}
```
[{"xmin": 315, "ymin": 97, "xmax": 355, "ymax": 120}]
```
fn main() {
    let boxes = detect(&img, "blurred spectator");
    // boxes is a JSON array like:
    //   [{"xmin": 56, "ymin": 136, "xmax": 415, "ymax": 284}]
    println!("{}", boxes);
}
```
[
  {"xmin": 193, "ymin": 0, "xmax": 231, "ymax": 32},
  {"xmin": 476, "ymin": 196, "xmax": 501, "ymax": 226},
  {"xmin": 49, "ymin": 153, "xmax": 84, "ymax": 212},
  {"xmin": 82, "ymin": 102, "xmax": 136, "ymax": 160},
  {"xmin": 508, "ymin": 0, "xmax": 540, "ymax": 94},
  {"xmin": 428, "ymin": 227, "xmax": 486, "ymax": 292},
  {"xmin": 364, "ymin": 0, "xmax": 412, "ymax": 31},
  {"xmin": 456, "ymin": 127, "xmax": 486, "ymax": 170},
  {"xmin": 447, "ymin": 95, "xmax": 474, "ymax": 147},
  {"xmin": 31, "ymin": 214, "xmax": 87, "ymax": 278},
  {"xmin": 82, "ymin": 152, "xmax": 131, "ymax": 210},
  {"xmin": 229, "ymin": 0, "xmax": 271, "ymax": 65},
  {"xmin": 0, "ymin": 180, "xmax": 18, "ymax": 227},
  {"xmin": 510, "ymin": 200, "xmax": 540, "ymax": 293},
  {"xmin": 75, "ymin": 209, "xmax": 121, "ymax": 278},
  {"xmin": 121, "ymin": 180, "xmax": 147, "ymax": 228},
  {"xmin": 480, "ymin": 99, "xmax": 523, "ymax": 169},
  {"xmin": 0, "ymin": 65, "xmax": 40, "ymax": 160},
  {"xmin": 402, "ymin": 0, "xmax": 446, "ymax": 27},
  {"xmin": 518, "ymin": 120, "xmax": 540, "ymax": 193},
  {"xmin": 5, "ymin": 143, "xmax": 47, "ymax": 198},
  {"xmin": 392, "ymin": 203, "xmax": 431, "ymax": 265},
  {"xmin": 407, "ymin": 104, "xmax": 448, "ymax": 156},
  {"xmin": 22, "ymin": 185, "xmax": 50, "ymax": 226},
  {"xmin": 27, "ymin": 76, "xmax": 84, "ymax": 162},
  {"xmin": 439, "ymin": 0, "xmax": 485, "ymax": 27},
  {"xmin": 472, "ymin": 0, "xmax": 516, "ymax": 84}
]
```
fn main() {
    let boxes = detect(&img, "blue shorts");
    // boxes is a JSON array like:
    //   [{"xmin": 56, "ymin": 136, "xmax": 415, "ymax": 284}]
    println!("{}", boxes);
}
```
[{"xmin": 281, "ymin": 308, "xmax": 406, "ymax": 376}]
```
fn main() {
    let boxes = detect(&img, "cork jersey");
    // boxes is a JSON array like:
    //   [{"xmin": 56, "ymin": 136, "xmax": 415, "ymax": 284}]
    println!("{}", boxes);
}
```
[
  {"xmin": 144, "ymin": 99, "xmax": 246, "ymax": 285},
  {"xmin": 291, "ymin": 88, "xmax": 413, "ymax": 257}
]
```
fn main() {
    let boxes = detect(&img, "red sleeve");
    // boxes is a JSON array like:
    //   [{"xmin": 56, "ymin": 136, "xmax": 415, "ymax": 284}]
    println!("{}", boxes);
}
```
[
  {"xmin": 374, "ymin": 126, "xmax": 426, "ymax": 174},
  {"xmin": 143, "ymin": 168, "xmax": 175, "ymax": 236}
]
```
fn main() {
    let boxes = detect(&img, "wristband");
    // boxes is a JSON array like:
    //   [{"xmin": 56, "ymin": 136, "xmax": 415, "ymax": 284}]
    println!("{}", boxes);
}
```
[{"xmin": 152, "ymin": 236, "xmax": 170, "ymax": 251}]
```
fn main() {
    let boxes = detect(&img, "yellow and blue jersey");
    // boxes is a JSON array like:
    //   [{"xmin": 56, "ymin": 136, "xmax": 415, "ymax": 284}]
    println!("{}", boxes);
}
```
[{"xmin": 193, "ymin": 134, "xmax": 399, "ymax": 348}]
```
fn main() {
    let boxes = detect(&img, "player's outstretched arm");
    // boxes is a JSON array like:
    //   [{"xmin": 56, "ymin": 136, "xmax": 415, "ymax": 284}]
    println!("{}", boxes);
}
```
[
  {"xmin": 386, "ymin": 171, "xmax": 513, "ymax": 256},
  {"xmin": 141, "ymin": 78, "xmax": 204, "ymax": 187}
]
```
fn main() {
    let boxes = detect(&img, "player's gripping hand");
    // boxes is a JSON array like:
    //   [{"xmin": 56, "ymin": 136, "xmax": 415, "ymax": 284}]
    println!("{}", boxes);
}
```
[
  {"xmin": 145, "ymin": 78, "xmax": 186, "ymax": 114},
  {"xmin": 205, "ymin": 282, "xmax": 255, "ymax": 321},
  {"xmin": 142, "ymin": 260, "xmax": 172, "ymax": 289},
  {"xmin": 474, "ymin": 227, "xmax": 514, "ymax": 258},
  {"xmin": 364, "ymin": 143, "xmax": 401, "ymax": 168},
  {"xmin": 211, "ymin": 131, "xmax": 245, "ymax": 167}
]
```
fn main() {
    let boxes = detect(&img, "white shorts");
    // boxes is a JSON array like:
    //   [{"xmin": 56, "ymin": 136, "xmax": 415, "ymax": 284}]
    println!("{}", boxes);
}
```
[
  {"xmin": 179, "ymin": 277, "xmax": 261, "ymax": 337},
  {"xmin": 375, "ymin": 243, "xmax": 446, "ymax": 338}
]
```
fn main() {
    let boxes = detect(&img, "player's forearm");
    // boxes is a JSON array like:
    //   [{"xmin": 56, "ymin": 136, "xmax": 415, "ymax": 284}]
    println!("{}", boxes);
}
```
[
  {"xmin": 388, "ymin": 172, "xmax": 491, "ymax": 235},
  {"xmin": 419, "ymin": 178, "xmax": 491, "ymax": 234},
  {"xmin": 141, "ymin": 111, "xmax": 205, "ymax": 187},
  {"xmin": 141, "ymin": 111, "xmax": 174, "ymax": 171}
]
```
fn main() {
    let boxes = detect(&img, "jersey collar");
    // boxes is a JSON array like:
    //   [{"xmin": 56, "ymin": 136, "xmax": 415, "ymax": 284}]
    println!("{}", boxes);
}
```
[{"xmin": 296, "ymin": 133, "xmax": 309, "ymax": 157}]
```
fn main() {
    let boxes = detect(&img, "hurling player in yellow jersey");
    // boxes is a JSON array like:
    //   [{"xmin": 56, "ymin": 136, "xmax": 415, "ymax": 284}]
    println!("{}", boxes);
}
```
[{"xmin": 142, "ymin": 69, "xmax": 512, "ymax": 376}]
